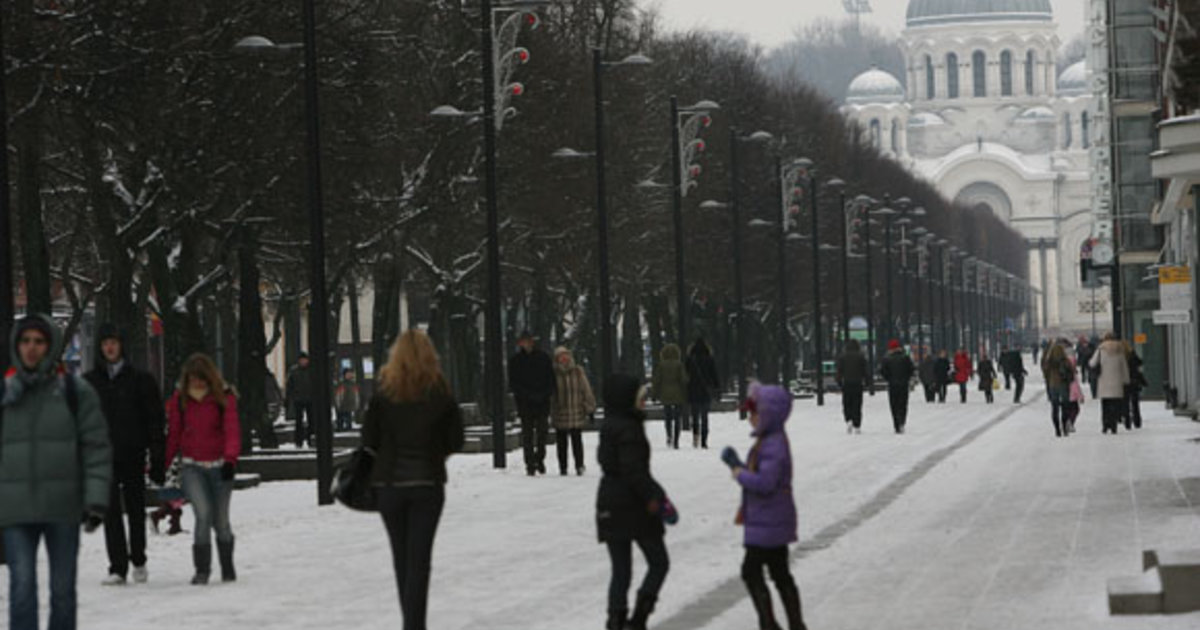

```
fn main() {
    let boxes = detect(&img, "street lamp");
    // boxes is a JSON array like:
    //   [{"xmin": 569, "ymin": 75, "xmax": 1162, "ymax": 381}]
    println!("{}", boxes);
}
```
[
  {"xmin": 870, "ymin": 199, "xmax": 898, "ymax": 354},
  {"xmin": 826, "ymin": 179, "xmax": 848, "ymax": 353},
  {"xmin": 795, "ymin": 158, "xmax": 824, "ymax": 405},
  {"xmin": 851, "ymin": 195, "xmax": 878, "ymax": 394},
  {"xmin": 670, "ymin": 97, "xmax": 718, "ymax": 346}
]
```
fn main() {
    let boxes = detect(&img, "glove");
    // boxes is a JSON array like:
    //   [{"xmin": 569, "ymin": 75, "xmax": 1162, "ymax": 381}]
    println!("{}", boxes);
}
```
[
  {"xmin": 148, "ymin": 464, "xmax": 166, "ymax": 487},
  {"xmin": 83, "ymin": 506, "xmax": 105, "ymax": 533},
  {"xmin": 660, "ymin": 497, "xmax": 679, "ymax": 526},
  {"xmin": 720, "ymin": 446, "xmax": 744, "ymax": 470},
  {"xmin": 221, "ymin": 462, "xmax": 236, "ymax": 482}
]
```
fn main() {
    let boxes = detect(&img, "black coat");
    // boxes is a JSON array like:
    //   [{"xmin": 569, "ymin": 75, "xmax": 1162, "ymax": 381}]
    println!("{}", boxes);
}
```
[
  {"xmin": 361, "ymin": 386, "xmax": 465, "ymax": 486},
  {"xmin": 879, "ymin": 350, "xmax": 915, "ymax": 390},
  {"xmin": 507, "ymin": 348, "xmax": 557, "ymax": 415},
  {"xmin": 933, "ymin": 357, "xmax": 952, "ymax": 384},
  {"xmin": 835, "ymin": 349, "xmax": 869, "ymax": 388},
  {"xmin": 977, "ymin": 359, "xmax": 997, "ymax": 390},
  {"xmin": 83, "ymin": 362, "xmax": 166, "ymax": 481},
  {"xmin": 685, "ymin": 345, "xmax": 719, "ymax": 404},
  {"xmin": 286, "ymin": 364, "xmax": 313, "ymax": 404},
  {"xmin": 596, "ymin": 374, "xmax": 664, "ymax": 542}
]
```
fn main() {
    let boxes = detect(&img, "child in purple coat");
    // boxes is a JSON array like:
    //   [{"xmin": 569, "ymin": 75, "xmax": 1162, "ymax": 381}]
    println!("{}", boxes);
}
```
[{"xmin": 722, "ymin": 383, "xmax": 808, "ymax": 630}]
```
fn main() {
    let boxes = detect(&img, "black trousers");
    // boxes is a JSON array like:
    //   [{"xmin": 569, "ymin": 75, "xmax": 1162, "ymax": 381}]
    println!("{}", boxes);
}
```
[
  {"xmin": 555, "ymin": 428, "xmax": 584, "ymax": 473},
  {"xmin": 922, "ymin": 384, "xmax": 936, "ymax": 403},
  {"xmin": 519, "ymin": 410, "xmax": 549, "ymax": 471},
  {"xmin": 1127, "ymin": 389, "xmax": 1143, "ymax": 428},
  {"xmin": 958, "ymin": 381, "xmax": 968, "ymax": 403},
  {"xmin": 293, "ymin": 401, "xmax": 313, "ymax": 446},
  {"xmin": 606, "ymin": 536, "xmax": 669, "ymax": 613},
  {"xmin": 742, "ymin": 545, "xmax": 805, "ymax": 630},
  {"xmin": 937, "ymin": 383, "xmax": 947, "ymax": 403},
  {"xmin": 663, "ymin": 404, "xmax": 682, "ymax": 447},
  {"xmin": 1101, "ymin": 398, "xmax": 1123, "ymax": 433},
  {"xmin": 887, "ymin": 386, "xmax": 909, "ymax": 432},
  {"xmin": 1050, "ymin": 398, "xmax": 1068, "ymax": 437},
  {"xmin": 378, "ymin": 485, "xmax": 445, "ymax": 630},
  {"xmin": 1013, "ymin": 375, "xmax": 1025, "ymax": 403},
  {"xmin": 842, "ymin": 384, "xmax": 864, "ymax": 428},
  {"xmin": 1003, "ymin": 371, "xmax": 1012, "ymax": 389},
  {"xmin": 104, "ymin": 473, "xmax": 147, "ymax": 578}
]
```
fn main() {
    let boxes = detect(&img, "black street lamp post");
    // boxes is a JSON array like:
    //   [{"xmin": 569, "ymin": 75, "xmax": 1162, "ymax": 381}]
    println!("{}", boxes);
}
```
[
  {"xmin": 0, "ymin": 6, "xmax": 11, "ymax": 375},
  {"xmin": 871, "ymin": 200, "xmax": 897, "ymax": 350},
  {"xmin": 860, "ymin": 199, "xmax": 877, "ymax": 395},
  {"xmin": 670, "ymin": 97, "xmax": 718, "ymax": 346},
  {"xmin": 830, "ymin": 180, "xmax": 848, "ymax": 352},
  {"xmin": 801, "ymin": 161, "xmax": 822, "ymax": 404}
]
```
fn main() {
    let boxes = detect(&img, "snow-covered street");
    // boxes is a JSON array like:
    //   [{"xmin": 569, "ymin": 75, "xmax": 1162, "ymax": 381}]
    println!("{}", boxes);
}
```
[{"xmin": 4, "ymin": 376, "xmax": 1200, "ymax": 629}]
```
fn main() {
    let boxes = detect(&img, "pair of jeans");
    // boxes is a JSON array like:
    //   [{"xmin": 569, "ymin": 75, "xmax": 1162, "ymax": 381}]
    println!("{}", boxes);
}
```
[
  {"xmin": 606, "ymin": 536, "xmax": 669, "ymax": 613},
  {"xmin": 1048, "ymin": 389, "xmax": 1069, "ymax": 436},
  {"xmin": 294, "ymin": 401, "xmax": 313, "ymax": 446},
  {"xmin": 519, "ymin": 410, "xmax": 549, "ymax": 471},
  {"xmin": 378, "ymin": 485, "xmax": 445, "ymax": 630},
  {"xmin": 180, "ymin": 464, "xmax": 234, "ymax": 548},
  {"xmin": 555, "ymin": 428, "xmax": 584, "ymax": 473},
  {"xmin": 888, "ymin": 386, "xmax": 909, "ymax": 432},
  {"xmin": 104, "ymin": 474, "xmax": 147, "ymax": 578},
  {"xmin": 4, "ymin": 522, "xmax": 80, "ymax": 630},
  {"xmin": 842, "ymin": 384, "xmax": 864, "ymax": 428},
  {"xmin": 689, "ymin": 401, "xmax": 710, "ymax": 443},
  {"xmin": 662, "ymin": 404, "xmax": 682, "ymax": 447}
]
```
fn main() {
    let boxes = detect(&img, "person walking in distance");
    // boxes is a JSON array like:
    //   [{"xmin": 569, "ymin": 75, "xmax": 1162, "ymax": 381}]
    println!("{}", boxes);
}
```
[
  {"xmin": 1041, "ymin": 344, "xmax": 1073, "ymax": 437},
  {"xmin": 651, "ymin": 344, "xmax": 688, "ymax": 449},
  {"xmin": 976, "ymin": 353, "xmax": 996, "ymax": 404},
  {"xmin": 952, "ymin": 348, "xmax": 973, "ymax": 403},
  {"xmin": 285, "ymin": 352, "xmax": 313, "ymax": 447},
  {"xmin": 1089, "ymin": 333, "xmax": 1130, "ymax": 434},
  {"xmin": 1, "ymin": 314, "xmax": 112, "ymax": 630},
  {"xmin": 933, "ymin": 350, "xmax": 951, "ymax": 403},
  {"xmin": 550, "ymin": 347, "xmax": 596, "ymax": 476},
  {"xmin": 164, "ymin": 354, "xmax": 241, "ymax": 584},
  {"xmin": 83, "ymin": 324, "xmax": 167, "ymax": 586},
  {"xmin": 998, "ymin": 345, "xmax": 1014, "ymax": 390},
  {"xmin": 1075, "ymin": 336, "xmax": 1093, "ymax": 390},
  {"xmin": 1065, "ymin": 350, "xmax": 1084, "ymax": 433},
  {"xmin": 835, "ymin": 339, "xmax": 869, "ymax": 434},
  {"xmin": 686, "ymin": 337, "xmax": 720, "ymax": 449},
  {"xmin": 361, "ymin": 330, "xmax": 465, "ymax": 630},
  {"xmin": 1122, "ymin": 340, "xmax": 1147, "ymax": 430},
  {"xmin": 508, "ymin": 331, "xmax": 556, "ymax": 476},
  {"xmin": 333, "ymin": 368, "xmax": 360, "ymax": 432},
  {"xmin": 879, "ymin": 340, "xmax": 916, "ymax": 434},
  {"xmin": 721, "ymin": 384, "xmax": 809, "ymax": 630},
  {"xmin": 1008, "ymin": 347, "xmax": 1028, "ymax": 404},
  {"xmin": 918, "ymin": 352, "xmax": 937, "ymax": 403},
  {"xmin": 597, "ymin": 374, "xmax": 673, "ymax": 630}
]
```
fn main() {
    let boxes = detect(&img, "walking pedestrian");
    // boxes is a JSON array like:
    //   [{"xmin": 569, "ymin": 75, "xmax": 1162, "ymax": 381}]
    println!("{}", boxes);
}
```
[
  {"xmin": 361, "ymin": 330, "xmax": 465, "ymax": 630},
  {"xmin": 977, "ymin": 354, "xmax": 996, "ymax": 404},
  {"xmin": 285, "ymin": 352, "xmax": 313, "ymax": 447},
  {"xmin": 1088, "ymin": 333, "xmax": 1130, "ymax": 434},
  {"xmin": 1075, "ymin": 337, "xmax": 1094, "ymax": 388},
  {"xmin": 508, "ymin": 330, "xmax": 556, "ymax": 476},
  {"xmin": 720, "ymin": 384, "xmax": 808, "ymax": 630},
  {"xmin": 879, "ymin": 340, "xmax": 916, "ymax": 434},
  {"xmin": 1065, "ymin": 355, "xmax": 1084, "ymax": 433},
  {"xmin": 686, "ymin": 337, "xmax": 720, "ymax": 449},
  {"xmin": 83, "ymin": 324, "xmax": 167, "ymax": 586},
  {"xmin": 164, "ymin": 353, "xmax": 241, "ymax": 585},
  {"xmin": 918, "ymin": 353, "xmax": 937, "ymax": 403},
  {"xmin": 998, "ymin": 346, "xmax": 1015, "ymax": 390},
  {"xmin": 933, "ymin": 350, "xmax": 951, "ymax": 403},
  {"xmin": 1008, "ymin": 348, "xmax": 1028, "ymax": 404},
  {"xmin": 1123, "ymin": 340, "xmax": 1146, "ymax": 430},
  {"xmin": 333, "ymin": 368, "xmax": 360, "ymax": 432},
  {"xmin": 597, "ymin": 374, "xmax": 672, "ymax": 630},
  {"xmin": 1041, "ymin": 344, "xmax": 1072, "ymax": 437},
  {"xmin": 651, "ymin": 344, "xmax": 688, "ymax": 449},
  {"xmin": 952, "ymin": 348, "xmax": 973, "ymax": 403},
  {"xmin": 835, "ymin": 339, "xmax": 868, "ymax": 434},
  {"xmin": 1, "ymin": 314, "xmax": 112, "ymax": 630},
  {"xmin": 550, "ymin": 347, "xmax": 596, "ymax": 475}
]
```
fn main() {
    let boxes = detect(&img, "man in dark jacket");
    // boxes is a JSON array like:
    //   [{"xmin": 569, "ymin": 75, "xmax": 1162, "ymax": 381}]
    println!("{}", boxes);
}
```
[
  {"xmin": 1002, "ymin": 347, "xmax": 1028, "ymax": 404},
  {"xmin": 835, "ymin": 339, "xmax": 869, "ymax": 434},
  {"xmin": 933, "ymin": 350, "xmax": 951, "ymax": 403},
  {"xmin": 918, "ymin": 354, "xmax": 937, "ymax": 403},
  {"xmin": 879, "ymin": 340, "xmax": 915, "ymax": 434},
  {"xmin": 508, "ymin": 331, "xmax": 556, "ymax": 476},
  {"xmin": 83, "ymin": 324, "xmax": 166, "ymax": 585},
  {"xmin": 685, "ymin": 338, "xmax": 720, "ymax": 449},
  {"xmin": 286, "ymin": 352, "xmax": 313, "ymax": 447}
]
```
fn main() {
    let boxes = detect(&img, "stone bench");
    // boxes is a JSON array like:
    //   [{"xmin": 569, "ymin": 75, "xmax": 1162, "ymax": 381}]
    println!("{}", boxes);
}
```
[{"xmin": 1108, "ymin": 548, "xmax": 1200, "ymax": 615}]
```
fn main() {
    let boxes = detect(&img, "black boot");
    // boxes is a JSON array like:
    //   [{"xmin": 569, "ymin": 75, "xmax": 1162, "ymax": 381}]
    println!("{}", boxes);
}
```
[
  {"xmin": 777, "ymin": 581, "xmax": 808, "ymax": 630},
  {"xmin": 605, "ymin": 609, "xmax": 627, "ymax": 630},
  {"xmin": 748, "ymin": 583, "xmax": 783, "ymax": 630},
  {"xmin": 191, "ymin": 545, "xmax": 211, "ymax": 585},
  {"xmin": 625, "ymin": 593, "xmax": 656, "ymax": 630},
  {"xmin": 217, "ymin": 537, "xmax": 237, "ymax": 582}
]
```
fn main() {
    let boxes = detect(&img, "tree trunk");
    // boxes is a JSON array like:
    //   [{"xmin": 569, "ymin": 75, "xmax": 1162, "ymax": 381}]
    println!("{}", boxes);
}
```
[
  {"xmin": 620, "ymin": 289, "xmax": 644, "ymax": 376},
  {"xmin": 13, "ymin": 0, "xmax": 50, "ymax": 315},
  {"xmin": 237, "ymin": 227, "xmax": 274, "ymax": 451}
]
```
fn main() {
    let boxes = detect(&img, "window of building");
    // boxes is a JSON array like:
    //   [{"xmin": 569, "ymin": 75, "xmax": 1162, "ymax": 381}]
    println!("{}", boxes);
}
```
[
  {"xmin": 1025, "ymin": 50, "xmax": 1036, "ymax": 94},
  {"xmin": 972, "ymin": 50, "xmax": 987, "ymax": 97},
  {"xmin": 946, "ymin": 53, "xmax": 959, "ymax": 98},
  {"xmin": 1000, "ymin": 51, "xmax": 1013, "ymax": 96},
  {"xmin": 1081, "ymin": 112, "xmax": 1090, "ymax": 149},
  {"xmin": 870, "ymin": 118, "xmax": 881, "ymax": 149},
  {"xmin": 1062, "ymin": 112, "xmax": 1072, "ymax": 149},
  {"xmin": 925, "ymin": 55, "xmax": 935, "ymax": 99},
  {"xmin": 891, "ymin": 119, "xmax": 899, "ymax": 153}
]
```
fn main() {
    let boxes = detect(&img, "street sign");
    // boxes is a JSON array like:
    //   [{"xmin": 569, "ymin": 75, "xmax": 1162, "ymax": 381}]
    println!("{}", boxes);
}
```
[
  {"xmin": 1159, "ymin": 265, "xmax": 1193, "ymax": 312},
  {"xmin": 1153, "ymin": 310, "xmax": 1191, "ymax": 326}
]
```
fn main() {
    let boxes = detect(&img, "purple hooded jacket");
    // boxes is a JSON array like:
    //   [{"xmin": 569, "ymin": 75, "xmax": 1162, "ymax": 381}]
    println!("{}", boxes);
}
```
[{"xmin": 736, "ymin": 384, "xmax": 798, "ymax": 548}]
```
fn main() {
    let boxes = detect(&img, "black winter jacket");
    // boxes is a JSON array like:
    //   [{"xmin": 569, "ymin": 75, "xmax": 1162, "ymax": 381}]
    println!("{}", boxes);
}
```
[
  {"xmin": 83, "ymin": 362, "xmax": 166, "ymax": 481},
  {"xmin": 508, "ymin": 348, "xmax": 557, "ymax": 414},
  {"xmin": 286, "ymin": 364, "xmax": 313, "ymax": 404},
  {"xmin": 836, "ymin": 349, "xmax": 869, "ymax": 388},
  {"xmin": 685, "ymin": 344, "xmax": 719, "ymax": 404},
  {"xmin": 933, "ymin": 357, "xmax": 952, "ymax": 385},
  {"xmin": 879, "ymin": 350, "xmax": 915, "ymax": 390},
  {"xmin": 361, "ymin": 386, "xmax": 465, "ymax": 486},
  {"xmin": 596, "ymin": 374, "xmax": 664, "ymax": 542}
]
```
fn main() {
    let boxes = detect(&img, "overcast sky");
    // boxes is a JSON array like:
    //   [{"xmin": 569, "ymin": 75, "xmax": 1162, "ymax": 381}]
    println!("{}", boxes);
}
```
[{"xmin": 641, "ymin": 0, "xmax": 1087, "ymax": 50}]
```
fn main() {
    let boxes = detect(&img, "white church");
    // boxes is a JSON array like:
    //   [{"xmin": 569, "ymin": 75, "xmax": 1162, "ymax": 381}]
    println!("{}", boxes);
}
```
[{"xmin": 840, "ymin": 0, "xmax": 1102, "ymax": 335}]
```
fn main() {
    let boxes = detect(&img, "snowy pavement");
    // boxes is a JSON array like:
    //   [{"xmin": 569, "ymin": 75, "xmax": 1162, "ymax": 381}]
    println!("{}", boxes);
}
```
[{"xmin": 4, "ymin": 377, "xmax": 1199, "ymax": 629}]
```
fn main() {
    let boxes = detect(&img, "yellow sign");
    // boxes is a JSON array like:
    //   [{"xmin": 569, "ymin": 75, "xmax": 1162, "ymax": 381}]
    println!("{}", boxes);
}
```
[
  {"xmin": 1134, "ymin": 333, "xmax": 1148, "ymax": 344},
  {"xmin": 1159, "ymin": 266, "xmax": 1192, "ymax": 284}
]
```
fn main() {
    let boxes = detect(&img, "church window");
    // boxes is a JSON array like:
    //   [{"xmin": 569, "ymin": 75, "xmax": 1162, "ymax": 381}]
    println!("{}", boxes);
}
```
[
  {"xmin": 925, "ymin": 55, "xmax": 935, "ymax": 99},
  {"xmin": 946, "ymin": 53, "xmax": 959, "ymax": 98},
  {"xmin": 870, "ymin": 119, "xmax": 882, "ymax": 149},
  {"xmin": 1000, "ymin": 51, "xmax": 1013, "ymax": 96},
  {"xmin": 1081, "ymin": 112, "xmax": 1091, "ymax": 149},
  {"xmin": 1062, "ymin": 112, "xmax": 1072, "ymax": 149},
  {"xmin": 972, "ymin": 51, "xmax": 987, "ymax": 97},
  {"xmin": 891, "ymin": 119, "xmax": 900, "ymax": 153},
  {"xmin": 1025, "ymin": 51, "xmax": 1036, "ymax": 94}
]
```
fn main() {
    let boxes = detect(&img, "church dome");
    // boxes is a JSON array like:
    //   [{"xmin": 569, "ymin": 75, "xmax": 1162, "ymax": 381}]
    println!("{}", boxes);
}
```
[
  {"xmin": 1057, "ymin": 61, "xmax": 1088, "ymax": 95},
  {"xmin": 906, "ymin": 0, "xmax": 1052, "ymax": 27},
  {"xmin": 846, "ymin": 67, "xmax": 905, "ymax": 104}
]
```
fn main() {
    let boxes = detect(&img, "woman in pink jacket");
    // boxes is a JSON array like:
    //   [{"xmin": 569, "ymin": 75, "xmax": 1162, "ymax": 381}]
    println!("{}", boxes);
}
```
[{"xmin": 165, "ymin": 353, "xmax": 241, "ymax": 585}]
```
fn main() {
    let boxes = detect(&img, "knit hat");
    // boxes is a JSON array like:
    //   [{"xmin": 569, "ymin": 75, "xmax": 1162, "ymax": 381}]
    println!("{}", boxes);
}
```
[
  {"xmin": 888, "ymin": 339, "xmax": 901, "ymax": 351},
  {"xmin": 14, "ymin": 315, "xmax": 54, "ymax": 346}
]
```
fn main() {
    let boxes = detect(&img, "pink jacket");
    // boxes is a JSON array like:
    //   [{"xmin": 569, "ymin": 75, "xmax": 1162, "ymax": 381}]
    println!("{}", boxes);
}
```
[{"xmin": 165, "ymin": 391, "xmax": 241, "ymax": 466}]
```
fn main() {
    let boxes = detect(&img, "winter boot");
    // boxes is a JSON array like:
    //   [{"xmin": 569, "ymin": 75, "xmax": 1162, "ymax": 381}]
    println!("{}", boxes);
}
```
[
  {"xmin": 777, "ymin": 581, "xmax": 808, "ymax": 630},
  {"xmin": 191, "ymin": 545, "xmax": 212, "ymax": 585},
  {"xmin": 167, "ymin": 508, "xmax": 183, "ymax": 535},
  {"xmin": 748, "ymin": 583, "xmax": 783, "ymax": 630},
  {"xmin": 625, "ymin": 593, "xmax": 656, "ymax": 630},
  {"xmin": 217, "ymin": 537, "xmax": 237, "ymax": 582},
  {"xmin": 605, "ymin": 609, "xmax": 627, "ymax": 630}
]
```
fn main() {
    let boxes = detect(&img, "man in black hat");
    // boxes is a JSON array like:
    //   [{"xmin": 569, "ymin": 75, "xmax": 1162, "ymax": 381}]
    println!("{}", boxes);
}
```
[
  {"xmin": 286, "ymin": 352, "xmax": 313, "ymax": 447},
  {"xmin": 83, "ymin": 323, "xmax": 166, "ymax": 585},
  {"xmin": 507, "ymin": 330, "xmax": 556, "ymax": 476}
]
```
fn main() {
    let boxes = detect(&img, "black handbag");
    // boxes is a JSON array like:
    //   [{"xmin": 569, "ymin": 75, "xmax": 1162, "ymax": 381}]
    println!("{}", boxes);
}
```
[{"xmin": 331, "ymin": 447, "xmax": 378, "ymax": 512}]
